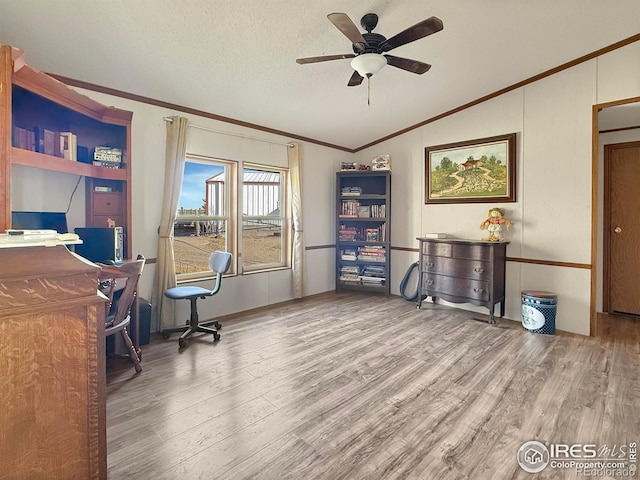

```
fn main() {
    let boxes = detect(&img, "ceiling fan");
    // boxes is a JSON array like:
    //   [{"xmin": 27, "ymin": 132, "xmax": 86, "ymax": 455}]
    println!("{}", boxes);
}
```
[{"xmin": 296, "ymin": 12, "xmax": 444, "ymax": 88}]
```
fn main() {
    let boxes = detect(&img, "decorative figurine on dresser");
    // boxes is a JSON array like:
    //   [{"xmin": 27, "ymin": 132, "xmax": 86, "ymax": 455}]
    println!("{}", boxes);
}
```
[
  {"xmin": 480, "ymin": 207, "xmax": 512, "ymax": 242},
  {"xmin": 416, "ymin": 236, "xmax": 508, "ymax": 325}
]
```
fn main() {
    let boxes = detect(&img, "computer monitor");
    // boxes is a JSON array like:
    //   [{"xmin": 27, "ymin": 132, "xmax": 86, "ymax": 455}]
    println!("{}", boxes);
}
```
[{"xmin": 11, "ymin": 211, "xmax": 69, "ymax": 233}]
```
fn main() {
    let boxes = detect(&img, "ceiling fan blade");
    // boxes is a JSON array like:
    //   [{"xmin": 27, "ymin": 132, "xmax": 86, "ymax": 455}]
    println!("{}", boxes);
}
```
[
  {"xmin": 383, "ymin": 16, "xmax": 444, "ymax": 52},
  {"xmin": 348, "ymin": 70, "xmax": 364, "ymax": 87},
  {"xmin": 296, "ymin": 54, "xmax": 355, "ymax": 64},
  {"xmin": 328, "ymin": 12, "xmax": 367, "ymax": 49},
  {"xmin": 384, "ymin": 55, "xmax": 432, "ymax": 74}
]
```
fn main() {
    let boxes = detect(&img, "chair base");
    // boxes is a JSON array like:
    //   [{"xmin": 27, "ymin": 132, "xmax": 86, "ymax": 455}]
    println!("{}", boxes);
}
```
[
  {"xmin": 163, "ymin": 322, "xmax": 221, "ymax": 348},
  {"xmin": 161, "ymin": 296, "xmax": 222, "ymax": 348},
  {"xmin": 162, "ymin": 320, "xmax": 221, "ymax": 346}
]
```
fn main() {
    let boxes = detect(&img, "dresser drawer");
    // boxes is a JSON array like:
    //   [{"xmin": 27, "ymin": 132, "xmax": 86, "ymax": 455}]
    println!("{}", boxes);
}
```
[
  {"xmin": 93, "ymin": 193, "xmax": 124, "ymax": 215},
  {"xmin": 422, "ymin": 255, "xmax": 491, "ymax": 280},
  {"xmin": 421, "ymin": 273, "xmax": 490, "ymax": 302},
  {"xmin": 451, "ymin": 243, "xmax": 492, "ymax": 261},
  {"xmin": 420, "ymin": 241, "xmax": 452, "ymax": 257}
]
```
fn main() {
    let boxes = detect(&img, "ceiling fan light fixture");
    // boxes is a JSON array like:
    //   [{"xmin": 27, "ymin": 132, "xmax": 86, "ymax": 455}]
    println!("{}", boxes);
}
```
[{"xmin": 351, "ymin": 53, "xmax": 387, "ymax": 77}]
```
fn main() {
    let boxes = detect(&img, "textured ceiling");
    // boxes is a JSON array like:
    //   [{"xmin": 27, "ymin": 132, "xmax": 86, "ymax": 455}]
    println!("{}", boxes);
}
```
[{"xmin": 0, "ymin": 0, "xmax": 638, "ymax": 149}]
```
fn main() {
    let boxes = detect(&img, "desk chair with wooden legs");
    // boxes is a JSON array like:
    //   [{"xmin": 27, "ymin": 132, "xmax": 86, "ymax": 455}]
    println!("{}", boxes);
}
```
[
  {"xmin": 162, "ymin": 251, "xmax": 232, "ymax": 348},
  {"xmin": 97, "ymin": 255, "xmax": 146, "ymax": 373}
]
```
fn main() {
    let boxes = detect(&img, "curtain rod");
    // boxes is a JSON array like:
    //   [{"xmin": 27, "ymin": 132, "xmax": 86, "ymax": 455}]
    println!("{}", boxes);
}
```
[{"xmin": 163, "ymin": 117, "xmax": 294, "ymax": 148}]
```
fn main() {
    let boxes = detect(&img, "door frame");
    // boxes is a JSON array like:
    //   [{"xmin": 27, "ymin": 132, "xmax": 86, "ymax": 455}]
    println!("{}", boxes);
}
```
[{"xmin": 591, "ymin": 97, "xmax": 640, "ymax": 334}]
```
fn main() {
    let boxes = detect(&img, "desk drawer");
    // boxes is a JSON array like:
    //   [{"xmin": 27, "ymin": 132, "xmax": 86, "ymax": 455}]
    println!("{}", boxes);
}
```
[
  {"xmin": 93, "ymin": 193, "xmax": 124, "ymax": 215},
  {"xmin": 421, "ymin": 255, "xmax": 490, "ymax": 281},
  {"xmin": 421, "ymin": 273, "xmax": 490, "ymax": 302}
]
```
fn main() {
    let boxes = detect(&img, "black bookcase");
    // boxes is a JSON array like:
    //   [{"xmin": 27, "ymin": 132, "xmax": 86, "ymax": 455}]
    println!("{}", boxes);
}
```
[{"xmin": 336, "ymin": 171, "xmax": 391, "ymax": 294}]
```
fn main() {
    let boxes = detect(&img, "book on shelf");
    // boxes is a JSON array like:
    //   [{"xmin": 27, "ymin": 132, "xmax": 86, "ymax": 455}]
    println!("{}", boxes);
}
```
[
  {"xmin": 340, "ymin": 199, "xmax": 360, "ymax": 217},
  {"xmin": 358, "ymin": 206, "xmax": 370, "ymax": 218},
  {"xmin": 360, "ymin": 276, "xmax": 385, "ymax": 284},
  {"xmin": 365, "ymin": 228, "xmax": 379, "ymax": 241},
  {"xmin": 370, "ymin": 204, "xmax": 386, "ymax": 218},
  {"xmin": 59, "ymin": 132, "xmax": 77, "ymax": 161}
]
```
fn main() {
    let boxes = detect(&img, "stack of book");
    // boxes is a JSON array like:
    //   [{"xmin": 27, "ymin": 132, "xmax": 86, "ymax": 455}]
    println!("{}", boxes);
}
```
[
  {"xmin": 338, "ymin": 227, "xmax": 357, "ymax": 241},
  {"xmin": 340, "ymin": 248, "xmax": 357, "ymax": 260},
  {"xmin": 357, "ymin": 245, "xmax": 386, "ymax": 262},
  {"xmin": 339, "ymin": 265, "xmax": 360, "ymax": 283},
  {"xmin": 361, "ymin": 265, "xmax": 386, "ymax": 285},
  {"xmin": 341, "ymin": 186, "xmax": 362, "ymax": 196}
]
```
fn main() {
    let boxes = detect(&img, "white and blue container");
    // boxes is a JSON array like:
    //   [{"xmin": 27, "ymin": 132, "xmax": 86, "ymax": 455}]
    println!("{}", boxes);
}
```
[{"xmin": 521, "ymin": 290, "xmax": 557, "ymax": 335}]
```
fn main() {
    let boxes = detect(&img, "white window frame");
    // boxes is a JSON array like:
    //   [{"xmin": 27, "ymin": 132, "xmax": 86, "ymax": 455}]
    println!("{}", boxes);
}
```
[
  {"xmin": 174, "ymin": 155, "xmax": 237, "ymax": 283},
  {"xmin": 240, "ymin": 163, "xmax": 290, "ymax": 273}
]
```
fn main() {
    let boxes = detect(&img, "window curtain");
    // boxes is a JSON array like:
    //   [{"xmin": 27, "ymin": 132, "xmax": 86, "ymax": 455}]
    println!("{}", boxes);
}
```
[
  {"xmin": 151, "ymin": 116, "xmax": 188, "ymax": 331},
  {"xmin": 288, "ymin": 142, "xmax": 304, "ymax": 298}
]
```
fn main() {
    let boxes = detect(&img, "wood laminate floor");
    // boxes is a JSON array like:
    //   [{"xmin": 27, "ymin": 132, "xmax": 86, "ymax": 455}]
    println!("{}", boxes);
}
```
[{"xmin": 106, "ymin": 293, "xmax": 640, "ymax": 480}]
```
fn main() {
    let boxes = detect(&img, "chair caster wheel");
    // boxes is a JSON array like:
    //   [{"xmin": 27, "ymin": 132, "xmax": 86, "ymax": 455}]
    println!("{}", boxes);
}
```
[
  {"xmin": 213, "ymin": 332, "xmax": 221, "ymax": 341},
  {"xmin": 213, "ymin": 322, "xmax": 222, "ymax": 330},
  {"xmin": 162, "ymin": 331, "xmax": 171, "ymax": 340},
  {"xmin": 178, "ymin": 338, "xmax": 187, "ymax": 348}
]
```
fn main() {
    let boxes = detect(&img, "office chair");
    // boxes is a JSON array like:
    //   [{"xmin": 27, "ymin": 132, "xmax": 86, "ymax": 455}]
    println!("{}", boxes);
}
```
[
  {"xmin": 162, "ymin": 251, "xmax": 232, "ymax": 348},
  {"xmin": 97, "ymin": 255, "xmax": 146, "ymax": 373}
]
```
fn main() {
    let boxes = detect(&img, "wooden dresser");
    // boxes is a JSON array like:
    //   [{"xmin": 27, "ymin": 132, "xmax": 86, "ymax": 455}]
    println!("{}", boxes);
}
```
[
  {"xmin": 416, "ymin": 237, "xmax": 508, "ymax": 323},
  {"xmin": 0, "ymin": 245, "xmax": 107, "ymax": 480}
]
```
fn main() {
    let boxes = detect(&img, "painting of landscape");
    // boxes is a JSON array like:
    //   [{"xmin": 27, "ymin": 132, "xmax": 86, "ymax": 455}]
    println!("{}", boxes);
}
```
[{"xmin": 425, "ymin": 133, "xmax": 516, "ymax": 204}]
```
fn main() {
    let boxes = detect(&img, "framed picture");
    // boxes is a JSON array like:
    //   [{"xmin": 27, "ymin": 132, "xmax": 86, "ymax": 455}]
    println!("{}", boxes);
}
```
[{"xmin": 425, "ymin": 133, "xmax": 516, "ymax": 204}]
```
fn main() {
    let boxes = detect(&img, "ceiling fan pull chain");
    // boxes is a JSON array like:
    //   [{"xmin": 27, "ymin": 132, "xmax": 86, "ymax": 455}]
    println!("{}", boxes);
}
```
[{"xmin": 367, "ymin": 76, "xmax": 371, "ymax": 106}]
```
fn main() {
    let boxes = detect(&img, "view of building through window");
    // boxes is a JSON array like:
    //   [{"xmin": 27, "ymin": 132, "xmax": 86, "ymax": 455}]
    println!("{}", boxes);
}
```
[
  {"xmin": 242, "ymin": 167, "xmax": 285, "ymax": 270},
  {"xmin": 173, "ymin": 159, "xmax": 288, "ymax": 278},
  {"xmin": 174, "ymin": 160, "xmax": 230, "ymax": 276}
]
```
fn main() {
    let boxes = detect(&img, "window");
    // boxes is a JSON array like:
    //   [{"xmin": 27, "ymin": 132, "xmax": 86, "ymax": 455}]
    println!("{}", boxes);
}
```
[
  {"xmin": 242, "ymin": 165, "xmax": 289, "ymax": 271},
  {"xmin": 172, "ymin": 157, "xmax": 289, "ymax": 280},
  {"xmin": 173, "ymin": 156, "xmax": 236, "ymax": 280}
]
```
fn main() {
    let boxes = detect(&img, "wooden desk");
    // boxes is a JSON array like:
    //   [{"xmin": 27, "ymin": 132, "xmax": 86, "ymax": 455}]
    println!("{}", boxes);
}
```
[
  {"xmin": 0, "ymin": 245, "xmax": 107, "ymax": 480},
  {"xmin": 416, "ymin": 237, "xmax": 507, "ymax": 324}
]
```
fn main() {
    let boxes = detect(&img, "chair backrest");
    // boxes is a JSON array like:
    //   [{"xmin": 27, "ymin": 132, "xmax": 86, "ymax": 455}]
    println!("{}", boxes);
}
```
[
  {"xmin": 208, "ymin": 251, "xmax": 232, "ymax": 295},
  {"xmin": 98, "ymin": 255, "xmax": 146, "ymax": 330}
]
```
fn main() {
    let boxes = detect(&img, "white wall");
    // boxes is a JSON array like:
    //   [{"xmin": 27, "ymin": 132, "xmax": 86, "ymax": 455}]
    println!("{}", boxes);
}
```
[
  {"xmin": 11, "ymin": 40, "xmax": 639, "ymax": 336},
  {"xmin": 12, "ymin": 91, "xmax": 341, "ymax": 328},
  {"xmin": 353, "ymin": 41, "xmax": 640, "ymax": 336}
]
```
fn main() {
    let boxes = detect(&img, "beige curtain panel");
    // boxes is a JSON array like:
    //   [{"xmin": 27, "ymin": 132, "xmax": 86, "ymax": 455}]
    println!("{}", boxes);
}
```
[
  {"xmin": 151, "ymin": 116, "xmax": 188, "ymax": 331},
  {"xmin": 288, "ymin": 142, "xmax": 304, "ymax": 298}
]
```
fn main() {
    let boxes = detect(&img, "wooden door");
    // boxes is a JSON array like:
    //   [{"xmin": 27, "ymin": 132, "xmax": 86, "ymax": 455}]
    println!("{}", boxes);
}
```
[{"xmin": 604, "ymin": 141, "xmax": 640, "ymax": 315}]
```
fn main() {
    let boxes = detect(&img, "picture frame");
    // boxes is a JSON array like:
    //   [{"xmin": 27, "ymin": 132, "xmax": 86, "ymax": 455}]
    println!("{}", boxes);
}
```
[{"xmin": 425, "ymin": 132, "xmax": 516, "ymax": 204}]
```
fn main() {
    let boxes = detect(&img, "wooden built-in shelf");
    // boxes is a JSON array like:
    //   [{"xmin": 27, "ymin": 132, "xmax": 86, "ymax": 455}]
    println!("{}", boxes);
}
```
[{"xmin": 12, "ymin": 147, "xmax": 127, "ymax": 180}]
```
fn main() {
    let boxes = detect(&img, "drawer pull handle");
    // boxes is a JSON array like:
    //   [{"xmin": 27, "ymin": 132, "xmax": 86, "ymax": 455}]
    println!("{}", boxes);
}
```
[
  {"xmin": 427, "ymin": 262, "xmax": 435, "ymax": 267},
  {"xmin": 426, "ymin": 280, "xmax": 434, "ymax": 286},
  {"xmin": 474, "ymin": 267, "xmax": 485, "ymax": 273},
  {"xmin": 474, "ymin": 287, "xmax": 485, "ymax": 293}
]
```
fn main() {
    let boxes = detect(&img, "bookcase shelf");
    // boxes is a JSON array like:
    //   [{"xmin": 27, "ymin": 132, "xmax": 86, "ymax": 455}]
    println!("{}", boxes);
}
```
[
  {"xmin": 336, "ymin": 171, "xmax": 391, "ymax": 294},
  {"xmin": 12, "ymin": 147, "xmax": 127, "ymax": 180},
  {"xmin": 1, "ymin": 44, "xmax": 133, "ymax": 258}
]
